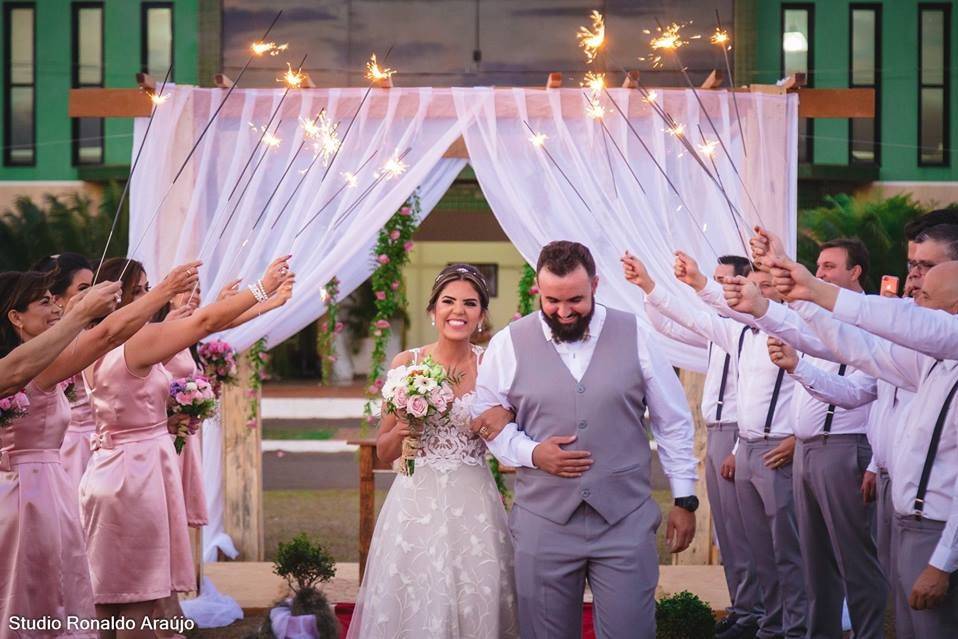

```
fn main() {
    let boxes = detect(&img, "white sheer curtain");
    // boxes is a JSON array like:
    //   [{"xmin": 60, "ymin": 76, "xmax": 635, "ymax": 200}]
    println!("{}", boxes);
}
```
[
  {"xmin": 130, "ymin": 86, "xmax": 469, "ymax": 351},
  {"xmin": 453, "ymin": 87, "xmax": 797, "ymax": 371}
]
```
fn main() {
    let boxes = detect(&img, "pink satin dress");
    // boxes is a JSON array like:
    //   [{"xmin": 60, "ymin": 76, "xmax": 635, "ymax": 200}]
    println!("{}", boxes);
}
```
[
  {"xmin": 164, "ymin": 349, "xmax": 209, "ymax": 527},
  {"xmin": 59, "ymin": 374, "xmax": 96, "ymax": 492},
  {"xmin": 0, "ymin": 380, "xmax": 96, "ymax": 638},
  {"xmin": 80, "ymin": 345, "xmax": 194, "ymax": 603}
]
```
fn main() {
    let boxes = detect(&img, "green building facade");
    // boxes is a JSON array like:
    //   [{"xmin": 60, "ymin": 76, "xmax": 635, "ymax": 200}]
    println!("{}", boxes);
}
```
[
  {"xmin": 0, "ymin": 0, "xmax": 203, "ymax": 187},
  {"xmin": 742, "ymin": 0, "xmax": 957, "ymax": 199}
]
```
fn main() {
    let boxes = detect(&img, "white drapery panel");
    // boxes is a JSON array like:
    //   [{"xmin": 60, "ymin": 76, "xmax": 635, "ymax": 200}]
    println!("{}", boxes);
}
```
[
  {"xmin": 130, "ymin": 86, "xmax": 469, "ymax": 351},
  {"xmin": 452, "ymin": 87, "xmax": 797, "ymax": 371}
]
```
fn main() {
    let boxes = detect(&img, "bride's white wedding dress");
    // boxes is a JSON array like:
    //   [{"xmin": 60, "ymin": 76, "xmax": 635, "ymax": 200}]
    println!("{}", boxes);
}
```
[{"xmin": 346, "ymin": 347, "xmax": 519, "ymax": 639}]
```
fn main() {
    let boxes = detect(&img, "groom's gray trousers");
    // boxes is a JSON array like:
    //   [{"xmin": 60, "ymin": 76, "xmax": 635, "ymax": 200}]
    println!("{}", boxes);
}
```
[{"xmin": 510, "ymin": 499, "xmax": 660, "ymax": 639}]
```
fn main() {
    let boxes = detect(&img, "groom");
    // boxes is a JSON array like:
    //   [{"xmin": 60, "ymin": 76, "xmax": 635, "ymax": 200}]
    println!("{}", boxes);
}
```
[{"xmin": 471, "ymin": 241, "xmax": 699, "ymax": 638}]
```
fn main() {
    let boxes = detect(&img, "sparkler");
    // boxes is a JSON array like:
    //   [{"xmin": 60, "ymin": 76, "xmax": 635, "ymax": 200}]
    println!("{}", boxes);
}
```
[
  {"xmin": 523, "ymin": 121, "xmax": 592, "ymax": 213},
  {"xmin": 294, "ymin": 152, "xmax": 379, "ymax": 239},
  {"xmin": 365, "ymin": 53, "xmax": 395, "ymax": 82},
  {"xmin": 303, "ymin": 111, "xmax": 342, "ymax": 167},
  {"xmin": 92, "ymin": 62, "xmax": 173, "ymax": 283},
  {"xmin": 579, "ymin": 86, "xmax": 617, "ymax": 198},
  {"xmin": 267, "ymin": 46, "xmax": 396, "ymax": 234},
  {"xmin": 581, "ymin": 90, "xmax": 643, "ymax": 197},
  {"xmin": 577, "ymin": 10, "xmax": 606, "ymax": 64},
  {"xmin": 279, "ymin": 62, "xmax": 306, "ymax": 88},
  {"xmin": 120, "ymin": 10, "xmax": 284, "ymax": 279},
  {"xmin": 323, "ymin": 149, "xmax": 413, "ymax": 237},
  {"xmin": 251, "ymin": 41, "xmax": 288, "ymax": 56},
  {"xmin": 647, "ymin": 17, "xmax": 764, "ymax": 228},
  {"xmin": 698, "ymin": 125, "xmax": 751, "ymax": 256},
  {"xmin": 714, "ymin": 10, "xmax": 747, "ymax": 157}
]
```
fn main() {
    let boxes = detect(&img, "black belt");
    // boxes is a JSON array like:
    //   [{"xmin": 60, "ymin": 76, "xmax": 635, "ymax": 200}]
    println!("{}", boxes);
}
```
[
  {"xmin": 822, "ymin": 363, "xmax": 848, "ymax": 440},
  {"xmin": 914, "ymin": 374, "xmax": 958, "ymax": 520}
]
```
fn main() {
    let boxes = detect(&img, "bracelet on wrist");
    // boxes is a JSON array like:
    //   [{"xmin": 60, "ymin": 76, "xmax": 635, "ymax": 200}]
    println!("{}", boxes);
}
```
[{"xmin": 248, "ymin": 281, "xmax": 268, "ymax": 303}]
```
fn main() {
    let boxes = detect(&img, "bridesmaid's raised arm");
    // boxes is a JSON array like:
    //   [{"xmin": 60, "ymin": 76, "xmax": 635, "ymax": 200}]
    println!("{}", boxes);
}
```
[
  {"xmin": 33, "ymin": 263, "xmax": 200, "ymax": 390},
  {"xmin": 124, "ymin": 256, "xmax": 292, "ymax": 374}
]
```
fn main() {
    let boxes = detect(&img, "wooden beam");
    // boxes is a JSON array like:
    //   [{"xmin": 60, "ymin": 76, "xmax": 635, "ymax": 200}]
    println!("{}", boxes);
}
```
[
  {"xmin": 68, "ymin": 85, "xmax": 876, "ymax": 120},
  {"xmin": 673, "ymin": 369, "xmax": 715, "ymax": 567},
  {"xmin": 700, "ymin": 70, "xmax": 723, "ymax": 89},
  {"xmin": 347, "ymin": 439, "xmax": 379, "ymax": 583},
  {"xmin": 443, "ymin": 136, "xmax": 468, "ymax": 159},
  {"xmin": 214, "ymin": 73, "xmax": 234, "ymax": 89},
  {"xmin": 221, "ymin": 351, "xmax": 264, "ymax": 561},
  {"xmin": 68, "ymin": 88, "xmax": 152, "ymax": 117},
  {"xmin": 545, "ymin": 72, "xmax": 562, "ymax": 89},
  {"xmin": 622, "ymin": 70, "xmax": 639, "ymax": 89},
  {"xmin": 798, "ymin": 88, "xmax": 875, "ymax": 118}
]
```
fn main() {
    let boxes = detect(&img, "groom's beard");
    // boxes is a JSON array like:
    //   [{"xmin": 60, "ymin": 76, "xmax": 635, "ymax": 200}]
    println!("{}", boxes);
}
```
[{"xmin": 541, "ymin": 300, "xmax": 595, "ymax": 343}]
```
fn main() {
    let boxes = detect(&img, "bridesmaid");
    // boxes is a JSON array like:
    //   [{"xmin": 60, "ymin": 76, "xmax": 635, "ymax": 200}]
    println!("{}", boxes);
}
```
[
  {"xmin": 81, "ymin": 256, "xmax": 291, "ymax": 638},
  {"xmin": 33, "ymin": 253, "xmax": 98, "ymax": 490},
  {"xmin": 0, "ymin": 262, "xmax": 198, "ymax": 638}
]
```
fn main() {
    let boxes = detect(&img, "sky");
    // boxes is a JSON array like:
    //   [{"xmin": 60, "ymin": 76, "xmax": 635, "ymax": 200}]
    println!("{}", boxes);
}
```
[{"xmin": 223, "ymin": 0, "xmax": 737, "ymax": 88}]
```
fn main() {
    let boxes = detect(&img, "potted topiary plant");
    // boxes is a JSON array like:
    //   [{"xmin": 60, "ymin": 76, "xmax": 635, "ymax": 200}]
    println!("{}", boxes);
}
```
[
  {"xmin": 255, "ymin": 533, "xmax": 340, "ymax": 639},
  {"xmin": 655, "ymin": 591, "xmax": 716, "ymax": 639}
]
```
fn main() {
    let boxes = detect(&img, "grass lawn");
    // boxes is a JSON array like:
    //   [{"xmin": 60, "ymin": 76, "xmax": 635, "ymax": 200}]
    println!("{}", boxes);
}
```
[{"xmin": 261, "ymin": 427, "xmax": 335, "ymax": 440}]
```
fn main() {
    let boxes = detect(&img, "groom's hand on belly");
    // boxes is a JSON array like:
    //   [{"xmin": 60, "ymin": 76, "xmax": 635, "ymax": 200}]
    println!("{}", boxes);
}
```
[{"xmin": 531, "ymin": 435, "xmax": 593, "ymax": 478}]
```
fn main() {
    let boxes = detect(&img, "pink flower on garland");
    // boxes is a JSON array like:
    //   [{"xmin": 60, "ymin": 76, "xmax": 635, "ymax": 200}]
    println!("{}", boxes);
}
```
[
  {"xmin": 403, "ymin": 241, "xmax": 415, "ymax": 252},
  {"xmin": 529, "ymin": 286, "xmax": 539, "ymax": 295},
  {"xmin": 375, "ymin": 291, "xmax": 386, "ymax": 301},
  {"xmin": 375, "ymin": 319, "xmax": 391, "ymax": 329},
  {"xmin": 399, "ymin": 206, "xmax": 412, "ymax": 216},
  {"xmin": 377, "ymin": 254, "xmax": 390, "ymax": 265},
  {"xmin": 389, "ymin": 229, "xmax": 401, "ymax": 241},
  {"xmin": 334, "ymin": 321, "xmax": 344, "ymax": 333},
  {"xmin": 327, "ymin": 355, "xmax": 337, "ymax": 362},
  {"xmin": 511, "ymin": 312, "xmax": 522, "ymax": 321},
  {"xmin": 391, "ymin": 281, "xmax": 400, "ymax": 291}
]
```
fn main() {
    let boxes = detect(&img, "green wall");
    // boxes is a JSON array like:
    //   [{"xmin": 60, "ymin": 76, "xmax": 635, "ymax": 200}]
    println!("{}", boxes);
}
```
[
  {"xmin": 0, "ymin": 0, "xmax": 199, "ymax": 182},
  {"xmin": 750, "ymin": 0, "xmax": 958, "ymax": 182}
]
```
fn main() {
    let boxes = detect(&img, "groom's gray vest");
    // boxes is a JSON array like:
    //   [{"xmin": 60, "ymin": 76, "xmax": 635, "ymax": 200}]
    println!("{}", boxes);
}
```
[{"xmin": 507, "ymin": 308, "xmax": 652, "ymax": 526}]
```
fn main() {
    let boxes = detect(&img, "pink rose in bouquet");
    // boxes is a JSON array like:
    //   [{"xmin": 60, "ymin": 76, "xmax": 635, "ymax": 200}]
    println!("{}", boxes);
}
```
[
  {"xmin": 167, "ymin": 376, "xmax": 217, "ymax": 454},
  {"xmin": 0, "ymin": 391, "xmax": 29, "ymax": 427},
  {"xmin": 198, "ymin": 340, "xmax": 238, "ymax": 397},
  {"xmin": 380, "ymin": 355, "xmax": 458, "ymax": 476}
]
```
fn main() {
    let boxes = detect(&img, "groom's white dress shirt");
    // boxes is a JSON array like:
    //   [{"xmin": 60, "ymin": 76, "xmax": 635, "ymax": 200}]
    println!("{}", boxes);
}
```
[{"xmin": 472, "ymin": 304, "xmax": 698, "ymax": 498}]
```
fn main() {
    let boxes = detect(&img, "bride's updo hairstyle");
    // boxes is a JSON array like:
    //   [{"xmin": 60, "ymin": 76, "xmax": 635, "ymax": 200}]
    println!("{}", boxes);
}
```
[{"xmin": 427, "ymin": 263, "xmax": 490, "ymax": 313}]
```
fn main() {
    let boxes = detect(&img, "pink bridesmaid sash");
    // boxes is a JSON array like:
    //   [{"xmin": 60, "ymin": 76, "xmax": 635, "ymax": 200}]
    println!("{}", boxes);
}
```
[
  {"xmin": 89, "ymin": 422, "xmax": 169, "ymax": 452},
  {"xmin": 0, "ymin": 448, "xmax": 60, "ymax": 472}
]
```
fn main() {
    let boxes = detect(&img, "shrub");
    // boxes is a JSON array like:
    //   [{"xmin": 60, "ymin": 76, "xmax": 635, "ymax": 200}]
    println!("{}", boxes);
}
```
[{"xmin": 656, "ymin": 591, "xmax": 715, "ymax": 639}]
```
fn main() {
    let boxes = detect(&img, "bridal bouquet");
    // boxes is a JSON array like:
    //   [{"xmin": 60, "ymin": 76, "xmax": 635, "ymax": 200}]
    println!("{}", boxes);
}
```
[
  {"xmin": 167, "ymin": 376, "xmax": 217, "ymax": 453},
  {"xmin": 198, "ymin": 339, "xmax": 238, "ymax": 397},
  {"xmin": 61, "ymin": 376, "xmax": 78, "ymax": 403},
  {"xmin": 0, "ymin": 391, "xmax": 29, "ymax": 427},
  {"xmin": 381, "ymin": 355, "xmax": 456, "ymax": 476}
]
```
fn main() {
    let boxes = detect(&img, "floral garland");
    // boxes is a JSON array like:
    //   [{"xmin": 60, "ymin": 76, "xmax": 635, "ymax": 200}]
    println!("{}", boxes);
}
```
[
  {"xmin": 316, "ymin": 277, "xmax": 343, "ymax": 385},
  {"xmin": 246, "ymin": 337, "xmax": 270, "ymax": 427},
  {"xmin": 515, "ymin": 263, "xmax": 538, "ymax": 318},
  {"xmin": 361, "ymin": 193, "xmax": 420, "ymax": 435}
]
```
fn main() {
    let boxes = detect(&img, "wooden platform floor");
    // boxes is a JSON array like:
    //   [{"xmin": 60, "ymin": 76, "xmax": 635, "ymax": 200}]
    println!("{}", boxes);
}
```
[{"xmin": 203, "ymin": 562, "xmax": 731, "ymax": 614}]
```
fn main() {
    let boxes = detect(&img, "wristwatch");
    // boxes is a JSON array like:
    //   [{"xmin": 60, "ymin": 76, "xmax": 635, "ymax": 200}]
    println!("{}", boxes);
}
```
[{"xmin": 674, "ymin": 496, "xmax": 699, "ymax": 513}]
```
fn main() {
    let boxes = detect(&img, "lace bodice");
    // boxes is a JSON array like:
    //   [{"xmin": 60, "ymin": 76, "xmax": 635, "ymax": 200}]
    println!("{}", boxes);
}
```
[{"xmin": 411, "ymin": 347, "xmax": 487, "ymax": 473}]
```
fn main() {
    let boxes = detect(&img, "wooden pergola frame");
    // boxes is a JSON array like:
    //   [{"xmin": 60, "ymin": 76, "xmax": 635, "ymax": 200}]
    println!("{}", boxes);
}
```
[{"xmin": 69, "ymin": 72, "xmax": 874, "ymax": 581}]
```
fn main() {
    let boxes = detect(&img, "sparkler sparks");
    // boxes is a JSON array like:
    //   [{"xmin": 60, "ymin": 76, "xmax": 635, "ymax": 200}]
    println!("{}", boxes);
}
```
[
  {"xmin": 697, "ymin": 139, "xmax": 719, "ymax": 157},
  {"xmin": 577, "ymin": 10, "xmax": 606, "ymax": 63},
  {"xmin": 262, "ymin": 131, "xmax": 282, "ymax": 148},
  {"xmin": 342, "ymin": 171, "xmax": 359, "ymax": 188},
  {"xmin": 642, "ymin": 22, "xmax": 699, "ymax": 68},
  {"xmin": 585, "ymin": 98, "xmax": 607, "ymax": 120},
  {"xmin": 147, "ymin": 91, "xmax": 169, "ymax": 106},
  {"xmin": 528, "ymin": 132, "xmax": 548, "ymax": 148},
  {"xmin": 643, "ymin": 90, "xmax": 659, "ymax": 104},
  {"xmin": 251, "ymin": 41, "xmax": 288, "ymax": 56},
  {"xmin": 582, "ymin": 71, "xmax": 606, "ymax": 95},
  {"xmin": 279, "ymin": 62, "xmax": 306, "ymax": 88},
  {"xmin": 303, "ymin": 112, "xmax": 341, "ymax": 167},
  {"xmin": 380, "ymin": 155, "xmax": 407, "ymax": 179},
  {"xmin": 665, "ymin": 122, "xmax": 686, "ymax": 138},
  {"xmin": 711, "ymin": 28, "xmax": 730, "ymax": 47},
  {"xmin": 365, "ymin": 53, "xmax": 395, "ymax": 81}
]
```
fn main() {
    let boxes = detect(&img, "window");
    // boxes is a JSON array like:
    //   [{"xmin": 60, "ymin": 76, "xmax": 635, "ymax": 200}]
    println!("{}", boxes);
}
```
[
  {"xmin": 142, "ymin": 3, "xmax": 173, "ymax": 80},
  {"xmin": 72, "ymin": 3, "xmax": 104, "ymax": 165},
  {"xmin": 918, "ymin": 4, "xmax": 950, "ymax": 166},
  {"xmin": 3, "ymin": 3, "xmax": 35, "ymax": 166},
  {"xmin": 849, "ymin": 5, "xmax": 881, "ymax": 164},
  {"xmin": 782, "ymin": 5, "xmax": 814, "ymax": 163}
]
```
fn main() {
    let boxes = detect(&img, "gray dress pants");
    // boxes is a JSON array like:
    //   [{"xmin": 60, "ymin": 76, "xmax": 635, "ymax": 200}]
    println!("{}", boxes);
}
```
[
  {"xmin": 793, "ymin": 435, "xmax": 886, "ymax": 639},
  {"xmin": 735, "ymin": 437, "xmax": 807, "ymax": 639},
  {"xmin": 893, "ymin": 514, "xmax": 958, "ymax": 639},
  {"xmin": 705, "ymin": 423, "xmax": 763, "ymax": 627},
  {"xmin": 511, "ymin": 499, "xmax": 661, "ymax": 639}
]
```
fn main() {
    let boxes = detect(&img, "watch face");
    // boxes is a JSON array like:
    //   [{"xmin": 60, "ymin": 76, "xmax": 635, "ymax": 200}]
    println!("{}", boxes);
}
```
[{"xmin": 676, "ymin": 496, "xmax": 699, "ymax": 512}]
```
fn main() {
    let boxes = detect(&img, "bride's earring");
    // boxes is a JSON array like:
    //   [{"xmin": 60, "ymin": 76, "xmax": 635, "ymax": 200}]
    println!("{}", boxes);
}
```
[{"xmin": 430, "ymin": 315, "xmax": 435, "ymax": 327}]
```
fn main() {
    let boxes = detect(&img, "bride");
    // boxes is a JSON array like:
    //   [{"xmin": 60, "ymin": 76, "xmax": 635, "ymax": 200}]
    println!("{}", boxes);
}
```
[{"xmin": 346, "ymin": 263, "xmax": 519, "ymax": 639}]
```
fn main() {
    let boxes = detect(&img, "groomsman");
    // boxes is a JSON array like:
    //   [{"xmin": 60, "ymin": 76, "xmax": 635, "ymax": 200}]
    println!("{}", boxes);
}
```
[
  {"xmin": 904, "ymin": 211, "xmax": 958, "ymax": 297},
  {"xmin": 631, "ymin": 254, "xmax": 764, "ymax": 639},
  {"xmin": 720, "ymin": 238, "xmax": 886, "ymax": 639},
  {"xmin": 769, "ymin": 255, "xmax": 958, "ymax": 638},
  {"xmin": 623, "ymin": 253, "xmax": 807, "ymax": 639}
]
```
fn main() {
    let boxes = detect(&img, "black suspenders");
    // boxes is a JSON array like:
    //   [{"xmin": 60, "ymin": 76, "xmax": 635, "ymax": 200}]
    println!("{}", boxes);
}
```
[
  {"xmin": 822, "ymin": 364, "xmax": 848, "ymax": 440},
  {"xmin": 715, "ymin": 327, "xmax": 748, "ymax": 422},
  {"xmin": 913, "ymin": 372, "xmax": 958, "ymax": 520},
  {"xmin": 764, "ymin": 368, "xmax": 786, "ymax": 439}
]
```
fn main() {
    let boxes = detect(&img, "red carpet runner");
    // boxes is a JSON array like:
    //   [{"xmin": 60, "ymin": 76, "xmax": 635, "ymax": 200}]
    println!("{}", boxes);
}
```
[{"xmin": 335, "ymin": 602, "xmax": 598, "ymax": 638}]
